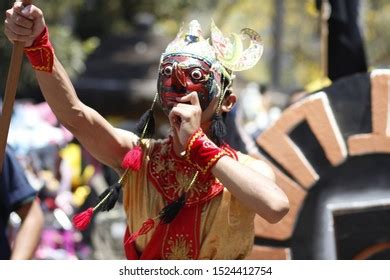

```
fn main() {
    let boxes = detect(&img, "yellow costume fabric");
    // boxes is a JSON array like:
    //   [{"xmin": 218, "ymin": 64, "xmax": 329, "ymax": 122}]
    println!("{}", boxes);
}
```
[{"xmin": 122, "ymin": 138, "xmax": 256, "ymax": 259}]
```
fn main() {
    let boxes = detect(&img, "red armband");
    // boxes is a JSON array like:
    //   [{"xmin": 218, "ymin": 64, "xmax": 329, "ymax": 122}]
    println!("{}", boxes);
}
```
[
  {"xmin": 24, "ymin": 26, "xmax": 54, "ymax": 73},
  {"xmin": 185, "ymin": 128, "xmax": 229, "ymax": 174}
]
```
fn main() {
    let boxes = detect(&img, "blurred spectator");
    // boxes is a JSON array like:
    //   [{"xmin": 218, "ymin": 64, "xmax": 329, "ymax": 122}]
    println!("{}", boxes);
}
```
[
  {"xmin": 0, "ymin": 146, "xmax": 44, "ymax": 259},
  {"xmin": 240, "ymin": 82, "xmax": 281, "ymax": 137}
]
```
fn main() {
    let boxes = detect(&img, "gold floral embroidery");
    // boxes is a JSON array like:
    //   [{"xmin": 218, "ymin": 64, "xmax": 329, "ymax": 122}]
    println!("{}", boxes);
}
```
[
  {"xmin": 166, "ymin": 159, "xmax": 175, "ymax": 171},
  {"xmin": 165, "ymin": 235, "xmax": 193, "ymax": 260},
  {"xmin": 154, "ymin": 160, "xmax": 166, "ymax": 174},
  {"xmin": 175, "ymin": 172, "xmax": 194, "ymax": 192},
  {"xmin": 188, "ymin": 181, "xmax": 209, "ymax": 199},
  {"xmin": 148, "ymin": 138, "xmax": 235, "ymax": 205}
]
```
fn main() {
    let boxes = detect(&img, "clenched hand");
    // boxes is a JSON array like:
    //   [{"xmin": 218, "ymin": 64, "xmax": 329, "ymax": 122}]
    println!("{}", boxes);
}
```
[
  {"xmin": 4, "ymin": 2, "xmax": 45, "ymax": 47},
  {"xmin": 168, "ymin": 92, "xmax": 202, "ymax": 150}
]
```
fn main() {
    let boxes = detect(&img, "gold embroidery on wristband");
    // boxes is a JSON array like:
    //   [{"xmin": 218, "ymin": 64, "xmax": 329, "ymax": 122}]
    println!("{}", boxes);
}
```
[
  {"xmin": 199, "ymin": 150, "xmax": 228, "ymax": 174},
  {"xmin": 25, "ymin": 47, "xmax": 53, "ymax": 72},
  {"xmin": 185, "ymin": 129, "xmax": 203, "ymax": 161},
  {"xmin": 185, "ymin": 128, "xmax": 230, "ymax": 173}
]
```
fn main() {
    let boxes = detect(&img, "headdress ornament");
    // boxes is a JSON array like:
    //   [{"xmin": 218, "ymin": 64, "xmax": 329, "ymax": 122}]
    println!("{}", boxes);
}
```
[{"xmin": 161, "ymin": 19, "xmax": 263, "ymax": 79}]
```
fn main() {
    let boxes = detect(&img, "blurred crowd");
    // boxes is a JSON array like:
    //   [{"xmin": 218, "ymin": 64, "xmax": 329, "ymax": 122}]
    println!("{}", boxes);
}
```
[{"xmin": 3, "ymin": 100, "xmax": 126, "ymax": 259}]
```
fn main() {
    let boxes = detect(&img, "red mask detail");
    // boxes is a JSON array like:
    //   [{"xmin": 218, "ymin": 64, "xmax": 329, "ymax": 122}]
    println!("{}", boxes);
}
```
[{"xmin": 158, "ymin": 55, "xmax": 222, "ymax": 114}]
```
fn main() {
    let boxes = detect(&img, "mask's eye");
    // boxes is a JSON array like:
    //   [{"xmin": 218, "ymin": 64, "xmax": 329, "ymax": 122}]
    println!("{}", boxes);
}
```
[
  {"xmin": 162, "ymin": 65, "xmax": 173, "ymax": 76},
  {"xmin": 191, "ymin": 69, "xmax": 203, "ymax": 80}
]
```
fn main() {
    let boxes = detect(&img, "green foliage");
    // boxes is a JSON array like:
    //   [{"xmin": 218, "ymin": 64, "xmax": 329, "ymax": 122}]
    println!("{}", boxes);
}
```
[
  {"xmin": 195, "ymin": 0, "xmax": 390, "ymax": 91},
  {"xmin": 0, "ymin": 0, "xmax": 98, "ymax": 97},
  {"xmin": 74, "ymin": 0, "xmax": 129, "ymax": 38},
  {"xmin": 363, "ymin": 0, "xmax": 390, "ymax": 68},
  {"xmin": 33, "ymin": 0, "xmax": 83, "ymax": 24},
  {"xmin": 51, "ymin": 26, "xmax": 100, "ymax": 79}
]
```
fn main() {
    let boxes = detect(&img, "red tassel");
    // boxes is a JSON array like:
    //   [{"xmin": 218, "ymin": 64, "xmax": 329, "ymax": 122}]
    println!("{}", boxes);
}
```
[
  {"xmin": 121, "ymin": 145, "xmax": 143, "ymax": 171},
  {"xmin": 124, "ymin": 218, "xmax": 155, "ymax": 245},
  {"xmin": 72, "ymin": 207, "xmax": 94, "ymax": 231}
]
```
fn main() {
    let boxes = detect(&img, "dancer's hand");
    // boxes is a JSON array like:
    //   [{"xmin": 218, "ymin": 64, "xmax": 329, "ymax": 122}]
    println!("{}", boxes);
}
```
[
  {"xmin": 169, "ymin": 92, "xmax": 202, "ymax": 149},
  {"xmin": 4, "ymin": 2, "xmax": 45, "ymax": 47}
]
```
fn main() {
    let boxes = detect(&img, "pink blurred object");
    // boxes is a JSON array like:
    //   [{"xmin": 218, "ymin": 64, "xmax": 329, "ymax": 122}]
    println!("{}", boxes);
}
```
[{"xmin": 35, "ymin": 102, "xmax": 73, "ymax": 142}]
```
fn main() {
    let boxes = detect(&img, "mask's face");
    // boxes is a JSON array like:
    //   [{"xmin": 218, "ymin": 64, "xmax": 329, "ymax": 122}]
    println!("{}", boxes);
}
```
[{"xmin": 157, "ymin": 54, "xmax": 222, "ymax": 115}]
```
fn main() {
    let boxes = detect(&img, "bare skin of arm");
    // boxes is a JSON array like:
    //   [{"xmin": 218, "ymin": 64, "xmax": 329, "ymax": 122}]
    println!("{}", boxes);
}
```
[
  {"xmin": 170, "ymin": 93, "xmax": 290, "ymax": 223},
  {"xmin": 35, "ymin": 58, "xmax": 138, "ymax": 172},
  {"xmin": 212, "ymin": 156, "xmax": 289, "ymax": 223},
  {"xmin": 4, "ymin": 3, "xmax": 137, "ymax": 173},
  {"xmin": 11, "ymin": 199, "xmax": 44, "ymax": 259}
]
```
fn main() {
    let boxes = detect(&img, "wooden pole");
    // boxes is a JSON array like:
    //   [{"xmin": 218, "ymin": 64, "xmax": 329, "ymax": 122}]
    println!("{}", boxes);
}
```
[
  {"xmin": 0, "ymin": 0, "xmax": 32, "ymax": 173},
  {"xmin": 320, "ymin": 0, "xmax": 330, "ymax": 79},
  {"xmin": 271, "ymin": 0, "xmax": 284, "ymax": 89}
]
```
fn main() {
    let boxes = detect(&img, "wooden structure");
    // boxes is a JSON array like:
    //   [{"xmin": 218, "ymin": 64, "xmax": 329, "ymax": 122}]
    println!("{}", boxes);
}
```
[{"xmin": 247, "ymin": 70, "xmax": 390, "ymax": 259}]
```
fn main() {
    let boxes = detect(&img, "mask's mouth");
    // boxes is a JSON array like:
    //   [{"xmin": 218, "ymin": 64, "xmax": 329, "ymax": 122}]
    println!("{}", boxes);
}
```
[
  {"xmin": 159, "ymin": 92, "xmax": 191, "ymax": 113},
  {"xmin": 163, "ymin": 92, "xmax": 186, "ymax": 99}
]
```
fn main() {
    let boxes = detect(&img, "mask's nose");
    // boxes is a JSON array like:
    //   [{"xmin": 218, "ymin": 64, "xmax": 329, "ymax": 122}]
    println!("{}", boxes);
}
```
[{"xmin": 171, "ymin": 63, "xmax": 187, "ymax": 92}]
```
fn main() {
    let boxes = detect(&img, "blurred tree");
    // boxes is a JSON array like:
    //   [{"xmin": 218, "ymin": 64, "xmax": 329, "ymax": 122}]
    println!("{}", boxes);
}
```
[
  {"xmin": 1, "ymin": 0, "xmax": 389, "ymax": 98},
  {"xmin": 75, "ymin": 0, "xmax": 129, "ymax": 38},
  {"xmin": 363, "ymin": 0, "xmax": 390, "ymax": 68},
  {"xmin": 0, "ymin": 0, "xmax": 98, "ymax": 98},
  {"xmin": 282, "ymin": 0, "xmax": 322, "ymax": 89},
  {"xmin": 73, "ymin": 0, "xmax": 217, "ymax": 38}
]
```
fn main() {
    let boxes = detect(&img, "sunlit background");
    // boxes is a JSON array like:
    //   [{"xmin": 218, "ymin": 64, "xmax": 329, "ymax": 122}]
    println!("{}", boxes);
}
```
[{"xmin": 1, "ymin": 0, "xmax": 389, "ymax": 260}]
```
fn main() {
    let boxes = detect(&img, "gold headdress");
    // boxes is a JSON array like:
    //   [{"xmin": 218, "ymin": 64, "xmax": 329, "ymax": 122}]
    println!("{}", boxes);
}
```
[{"xmin": 161, "ymin": 19, "xmax": 263, "ymax": 79}]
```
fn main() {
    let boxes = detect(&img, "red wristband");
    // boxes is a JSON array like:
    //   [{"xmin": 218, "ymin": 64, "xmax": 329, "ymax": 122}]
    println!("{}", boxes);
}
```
[
  {"xmin": 185, "ymin": 128, "xmax": 229, "ymax": 174},
  {"xmin": 24, "ymin": 26, "xmax": 54, "ymax": 73}
]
